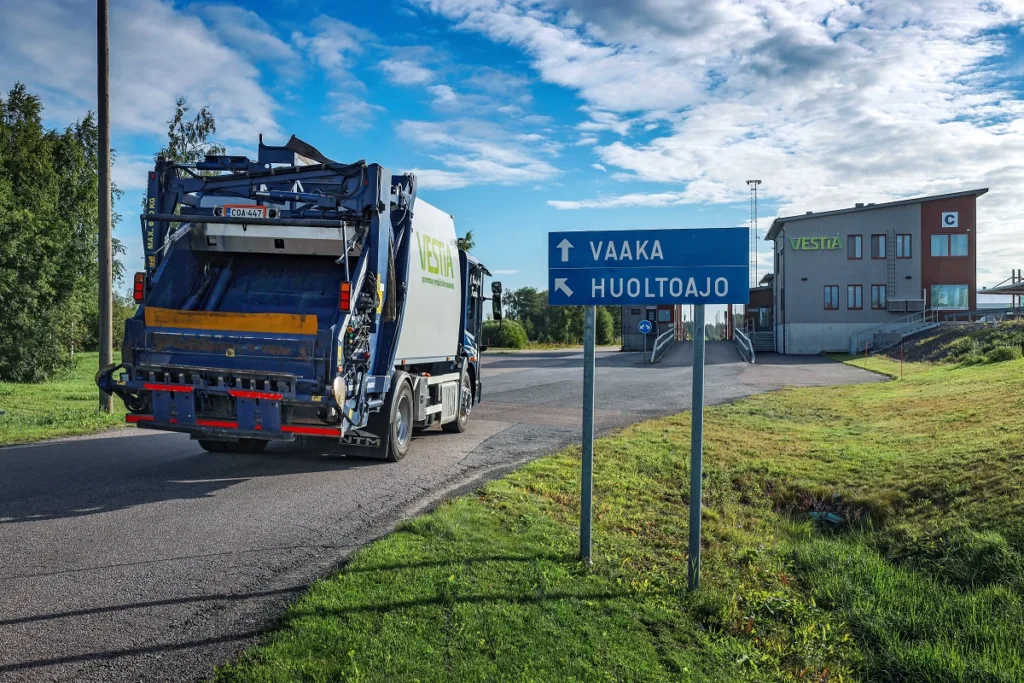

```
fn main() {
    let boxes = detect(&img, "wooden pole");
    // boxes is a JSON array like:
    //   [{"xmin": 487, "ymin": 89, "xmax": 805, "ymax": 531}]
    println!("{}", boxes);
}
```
[{"xmin": 97, "ymin": 0, "xmax": 113, "ymax": 413}]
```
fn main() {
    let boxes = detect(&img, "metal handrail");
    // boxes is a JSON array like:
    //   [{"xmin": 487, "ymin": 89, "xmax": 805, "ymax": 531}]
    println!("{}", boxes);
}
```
[
  {"xmin": 850, "ymin": 309, "xmax": 938, "ymax": 350},
  {"xmin": 651, "ymin": 325, "xmax": 675, "ymax": 363},
  {"xmin": 734, "ymin": 329, "xmax": 755, "ymax": 363}
]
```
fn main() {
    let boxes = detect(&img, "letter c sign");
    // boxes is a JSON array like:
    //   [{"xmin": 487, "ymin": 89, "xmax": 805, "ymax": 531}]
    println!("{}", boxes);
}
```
[{"xmin": 942, "ymin": 212, "xmax": 958, "ymax": 228}]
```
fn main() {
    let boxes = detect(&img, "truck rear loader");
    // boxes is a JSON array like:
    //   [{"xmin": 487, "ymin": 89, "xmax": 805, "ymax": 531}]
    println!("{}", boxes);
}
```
[{"xmin": 96, "ymin": 136, "xmax": 503, "ymax": 460}]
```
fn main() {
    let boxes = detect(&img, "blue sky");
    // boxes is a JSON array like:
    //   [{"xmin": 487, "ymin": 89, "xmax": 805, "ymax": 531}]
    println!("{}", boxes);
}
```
[{"xmin": 3, "ymin": 0, "xmax": 1024, "ymax": 298}]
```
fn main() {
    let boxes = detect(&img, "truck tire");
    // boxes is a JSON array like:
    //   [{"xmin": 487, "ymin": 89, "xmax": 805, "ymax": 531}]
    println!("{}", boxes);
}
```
[
  {"xmin": 442, "ymin": 373, "xmax": 472, "ymax": 434},
  {"xmin": 198, "ymin": 440, "xmax": 230, "ymax": 453},
  {"xmin": 228, "ymin": 438, "xmax": 269, "ymax": 454},
  {"xmin": 366, "ymin": 372, "xmax": 414, "ymax": 462},
  {"xmin": 198, "ymin": 438, "xmax": 268, "ymax": 454}
]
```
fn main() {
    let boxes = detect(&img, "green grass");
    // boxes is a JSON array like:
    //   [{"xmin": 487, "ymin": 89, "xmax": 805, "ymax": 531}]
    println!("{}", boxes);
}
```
[
  {"xmin": 0, "ymin": 352, "xmax": 124, "ymax": 446},
  {"xmin": 216, "ymin": 359, "xmax": 1024, "ymax": 682}
]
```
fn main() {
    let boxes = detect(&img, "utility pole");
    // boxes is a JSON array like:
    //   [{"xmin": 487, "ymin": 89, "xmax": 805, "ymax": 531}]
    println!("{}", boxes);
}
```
[
  {"xmin": 97, "ymin": 0, "xmax": 113, "ymax": 412},
  {"xmin": 746, "ymin": 180, "xmax": 761, "ymax": 288}
]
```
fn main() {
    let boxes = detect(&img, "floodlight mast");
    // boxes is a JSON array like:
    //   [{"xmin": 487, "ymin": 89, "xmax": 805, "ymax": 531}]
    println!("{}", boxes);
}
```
[{"xmin": 746, "ymin": 180, "xmax": 762, "ymax": 288}]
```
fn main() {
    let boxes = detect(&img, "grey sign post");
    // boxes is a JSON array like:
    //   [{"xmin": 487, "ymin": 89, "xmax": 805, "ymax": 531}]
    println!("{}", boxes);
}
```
[
  {"xmin": 687, "ymin": 304, "xmax": 706, "ymax": 590},
  {"xmin": 547, "ymin": 228, "xmax": 748, "ymax": 571},
  {"xmin": 638, "ymin": 319, "xmax": 652, "ymax": 364},
  {"xmin": 580, "ymin": 306, "xmax": 596, "ymax": 562}
]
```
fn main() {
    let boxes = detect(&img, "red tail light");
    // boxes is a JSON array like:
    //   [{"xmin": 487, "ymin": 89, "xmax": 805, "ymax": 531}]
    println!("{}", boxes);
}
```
[
  {"xmin": 339, "ymin": 282, "xmax": 351, "ymax": 312},
  {"xmin": 133, "ymin": 272, "xmax": 146, "ymax": 302}
]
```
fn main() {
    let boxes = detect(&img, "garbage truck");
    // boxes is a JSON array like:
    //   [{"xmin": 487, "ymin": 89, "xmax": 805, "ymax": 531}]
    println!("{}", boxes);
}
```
[{"xmin": 96, "ymin": 135, "xmax": 502, "ymax": 461}]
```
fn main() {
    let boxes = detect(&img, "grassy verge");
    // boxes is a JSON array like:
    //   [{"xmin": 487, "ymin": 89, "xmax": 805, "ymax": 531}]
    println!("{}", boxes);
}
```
[
  {"xmin": 217, "ymin": 359, "xmax": 1024, "ymax": 682},
  {"xmin": 0, "ymin": 352, "xmax": 124, "ymax": 446}
]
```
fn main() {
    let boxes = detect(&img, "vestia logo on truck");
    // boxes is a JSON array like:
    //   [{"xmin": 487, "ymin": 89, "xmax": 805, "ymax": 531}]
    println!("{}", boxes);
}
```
[{"xmin": 416, "ymin": 234, "xmax": 455, "ymax": 290}]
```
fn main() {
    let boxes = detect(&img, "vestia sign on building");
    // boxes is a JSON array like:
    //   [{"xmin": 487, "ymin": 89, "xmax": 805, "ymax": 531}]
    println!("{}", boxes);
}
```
[{"xmin": 547, "ymin": 228, "xmax": 749, "ymax": 306}]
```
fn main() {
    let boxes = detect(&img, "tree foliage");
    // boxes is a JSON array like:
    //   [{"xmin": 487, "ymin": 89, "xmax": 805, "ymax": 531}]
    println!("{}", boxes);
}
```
[
  {"xmin": 458, "ymin": 230, "xmax": 475, "ymax": 252},
  {"xmin": 596, "ymin": 307, "xmax": 615, "ymax": 345},
  {"xmin": 156, "ymin": 96, "xmax": 226, "ymax": 164},
  {"xmin": 482, "ymin": 319, "xmax": 528, "ymax": 349},
  {"xmin": 0, "ymin": 84, "xmax": 123, "ymax": 382},
  {"xmin": 500, "ymin": 286, "xmax": 621, "ymax": 345}
]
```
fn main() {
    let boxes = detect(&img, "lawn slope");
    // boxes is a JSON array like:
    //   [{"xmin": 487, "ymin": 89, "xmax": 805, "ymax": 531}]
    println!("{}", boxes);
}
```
[
  {"xmin": 217, "ymin": 358, "xmax": 1024, "ymax": 682},
  {"xmin": 0, "ymin": 352, "xmax": 124, "ymax": 446}
]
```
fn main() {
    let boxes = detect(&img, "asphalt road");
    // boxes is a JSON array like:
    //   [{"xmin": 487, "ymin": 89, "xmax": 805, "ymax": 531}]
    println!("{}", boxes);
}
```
[{"xmin": 0, "ymin": 344, "xmax": 882, "ymax": 682}]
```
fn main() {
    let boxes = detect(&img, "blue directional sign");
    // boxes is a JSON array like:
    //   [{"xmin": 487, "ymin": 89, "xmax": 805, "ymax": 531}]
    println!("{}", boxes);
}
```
[
  {"xmin": 548, "ymin": 228, "xmax": 749, "ymax": 306},
  {"xmin": 638, "ymin": 319, "xmax": 653, "ymax": 335}
]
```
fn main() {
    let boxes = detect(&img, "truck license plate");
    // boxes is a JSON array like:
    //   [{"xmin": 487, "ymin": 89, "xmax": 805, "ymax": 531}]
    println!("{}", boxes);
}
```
[{"xmin": 224, "ymin": 205, "xmax": 267, "ymax": 219}]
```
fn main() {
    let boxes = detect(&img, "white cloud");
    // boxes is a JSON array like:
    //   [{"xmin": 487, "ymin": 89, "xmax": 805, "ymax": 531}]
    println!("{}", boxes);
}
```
[
  {"xmin": 428, "ymin": 84, "xmax": 460, "ymax": 106},
  {"xmin": 574, "ymin": 135, "xmax": 598, "ymax": 146},
  {"xmin": 380, "ymin": 58, "xmax": 435, "ymax": 85},
  {"xmin": 591, "ymin": 163, "xmax": 606, "ymax": 172},
  {"xmin": 417, "ymin": 0, "xmax": 1024, "ymax": 280},
  {"xmin": 399, "ymin": 118, "xmax": 560, "ymax": 189},
  {"xmin": 0, "ymin": 0, "xmax": 280, "ymax": 142},
  {"xmin": 194, "ymin": 4, "xmax": 299, "ymax": 66},
  {"xmin": 491, "ymin": 269, "xmax": 520, "ymax": 275},
  {"xmin": 292, "ymin": 16, "xmax": 373, "ymax": 71},
  {"xmin": 293, "ymin": 16, "xmax": 381, "ymax": 130},
  {"xmin": 112, "ymin": 153, "xmax": 157, "ymax": 191}
]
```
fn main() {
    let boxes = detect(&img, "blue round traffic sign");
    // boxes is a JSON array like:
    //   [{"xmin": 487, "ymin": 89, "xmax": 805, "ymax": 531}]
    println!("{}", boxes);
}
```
[{"xmin": 638, "ymin": 319, "xmax": 653, "ymax": 335}]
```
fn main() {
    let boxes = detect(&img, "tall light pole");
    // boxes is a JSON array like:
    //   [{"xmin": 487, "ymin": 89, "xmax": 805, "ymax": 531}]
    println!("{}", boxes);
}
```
[
  {"xmin": 746, "ymin": 180, "xmax": 761, "ymax": 288},
  {"xmin": 97, "ymin": 0, "xmax": 113, "ymax": 412}
]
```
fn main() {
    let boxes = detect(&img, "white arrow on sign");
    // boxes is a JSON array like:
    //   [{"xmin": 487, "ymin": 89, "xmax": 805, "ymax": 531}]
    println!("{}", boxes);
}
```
[
  {"xmin": 554, "ymin": 278, "xmax": 574, "ymax": 297},
  {"xmin": 557, "ymin": 238, "xmax": 574, "ymax": 262}
]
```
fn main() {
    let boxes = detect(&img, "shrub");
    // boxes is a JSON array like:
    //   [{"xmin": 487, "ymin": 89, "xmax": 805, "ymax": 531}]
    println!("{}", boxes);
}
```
[
  {"xmin": 985, "ymin": 345, "xmax": 1021, "ymax": 363},
  {"xmin": 482, "ymin": 320, "xmax": 528, "ymax": 349},
  {"xmin": 946, "ymin": 336, "xmax": 976, "ymax": 358}
]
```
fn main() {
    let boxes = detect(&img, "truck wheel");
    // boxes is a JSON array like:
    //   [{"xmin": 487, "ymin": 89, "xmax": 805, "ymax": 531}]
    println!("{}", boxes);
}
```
[
  {"xmin": 198, "ymin": 440, "xmax": 230, "ymax": 453},
  {"xmin": 228, "ymin": 438, "xmax": 268, "ymax": 454},
  {"xmin": 442, "ymin": 373, "xmax": 472, "ymax": 434},
  {"xmin": 385, "ymin": 376, "xmax": 414, "ymax": 461}
]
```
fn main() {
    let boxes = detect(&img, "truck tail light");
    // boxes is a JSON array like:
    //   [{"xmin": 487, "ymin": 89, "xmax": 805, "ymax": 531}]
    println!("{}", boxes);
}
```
[
  {"xmin": 339, "ymin": 282, "xmax": 351, "ymax": 311},
  {"xmin": 133, "ymin": 272, "xmax": 146, "ymax": 302}
]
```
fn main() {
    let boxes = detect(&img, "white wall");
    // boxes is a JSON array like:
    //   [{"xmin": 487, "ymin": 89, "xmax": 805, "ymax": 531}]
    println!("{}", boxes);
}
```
[{"xmin": 780, "ymin": 322, "xmax": 883, "ymax": 354}]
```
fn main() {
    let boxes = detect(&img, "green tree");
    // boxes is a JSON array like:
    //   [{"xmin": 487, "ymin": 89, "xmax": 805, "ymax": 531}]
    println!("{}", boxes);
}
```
[
  {"xmin": 457, "ymin": 230, "xmax": 475, "ymax": 252},
  {"xmin": 596, "ymin": 307, "xmax": 615, "ymax": 345},
  {"xmin": 0, "ymin": 84, "xmax": 121, "ymax": 381},
  {"xmin": 156, "ymin": 96, "xmax": 225, "ymax": 164}
]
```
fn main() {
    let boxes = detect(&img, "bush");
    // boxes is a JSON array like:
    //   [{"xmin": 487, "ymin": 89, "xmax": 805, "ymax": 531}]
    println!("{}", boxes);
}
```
[
  {"xmin": 946, "ymin": 336, "xmax": 976, "ymax": 358},
  {"xmin": 482, "ymin": 320, "xmax": 528, "ymax": 349},
  {"xmin": 985, "ymin": 345, "xmax": 1022, "ymax": 363}
]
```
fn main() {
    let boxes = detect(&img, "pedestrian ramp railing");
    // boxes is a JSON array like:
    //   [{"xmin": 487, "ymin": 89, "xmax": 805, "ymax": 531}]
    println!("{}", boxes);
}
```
[
  {"xmin": 651, "ymin": 325, "xmax": 675, "ymax": 364},
  {"xmin": 734, "ymin": 329, "xmax": 755, "ymax": 363}
]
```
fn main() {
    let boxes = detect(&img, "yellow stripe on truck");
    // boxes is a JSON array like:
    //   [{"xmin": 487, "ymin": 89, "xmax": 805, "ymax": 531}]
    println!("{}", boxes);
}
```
[{"xmin": 144, "ymin": 307, "xmax": 318, "ymax": 335}]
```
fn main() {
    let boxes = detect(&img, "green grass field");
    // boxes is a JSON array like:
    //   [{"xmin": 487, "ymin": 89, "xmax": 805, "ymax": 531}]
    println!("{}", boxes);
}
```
[
  {"xmin": 0, "ymin": 352, "xmax": 124, "ymax": 446},
  {"xmin": 216, "ymin": 356, "xmax": 1024, "ymax": 682}
]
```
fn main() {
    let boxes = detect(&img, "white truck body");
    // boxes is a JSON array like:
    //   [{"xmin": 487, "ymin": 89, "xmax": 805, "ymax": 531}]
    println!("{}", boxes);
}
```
[{"xmin": 393, "ymin": 199, "xmax": 463, "ymax": 364}]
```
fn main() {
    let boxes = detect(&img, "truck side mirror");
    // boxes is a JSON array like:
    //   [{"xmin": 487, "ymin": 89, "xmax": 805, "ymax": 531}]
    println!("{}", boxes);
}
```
[{"xmin": 491, "ymin": 281, "xmax": 503, "ymax": 323}]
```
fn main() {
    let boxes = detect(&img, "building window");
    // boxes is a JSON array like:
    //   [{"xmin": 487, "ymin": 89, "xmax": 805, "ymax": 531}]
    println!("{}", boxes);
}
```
[
  {"xmin": 896, "ymin": 234, "xmax": 912, "ymax": 259},
  {"xmin": 871, "ymin": 285, "xmax": 887, "ymax": 309},
  {"xmin": 931, "ymin": 285, "xmax": 969, "ymax": 309},
  {"xmin": 824, "ymin": 285, "xmax": 839, "ymax": 310},
  {"xmin": 871, "ymin": 234, "xmax": 886, "ymax": 259},
  {"xmin": 658, "ymin": 309, "xmax": 672, "ymax": 323},
  {"xmin": 847, "ymin": 285, "xmax": 863, "ymax": 310},
  {"xmin": 931, "ymin": 234, "xmax": 968, "ymax": 257},
  {"xmin": 848, "ymin": 235, "xmax": 862, "ymax": 259}
]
